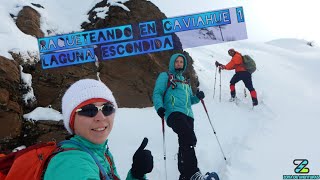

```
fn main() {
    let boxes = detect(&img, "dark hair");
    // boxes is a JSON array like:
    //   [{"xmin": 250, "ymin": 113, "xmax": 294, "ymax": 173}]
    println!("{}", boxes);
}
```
[{"xmin": 176, "ymin": 55, "xmax": 184, "ymax": 59}]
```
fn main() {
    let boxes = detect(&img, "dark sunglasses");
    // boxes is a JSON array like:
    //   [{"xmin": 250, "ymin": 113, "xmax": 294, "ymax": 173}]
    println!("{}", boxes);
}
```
[{"xmin": 75, "ymin": 102, "xmax": 115, "ymax": 117}]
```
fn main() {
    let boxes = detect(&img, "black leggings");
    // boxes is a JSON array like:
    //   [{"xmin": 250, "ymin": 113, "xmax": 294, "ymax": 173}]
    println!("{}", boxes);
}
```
[{"xmin": 167, "ymin": 112, "xmax": 199, "ymax": 179}]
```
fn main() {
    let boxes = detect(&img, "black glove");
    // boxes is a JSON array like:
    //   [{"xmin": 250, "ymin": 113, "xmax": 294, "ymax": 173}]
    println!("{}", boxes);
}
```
[
  {"xmin": 219, "ymin": 65, "xmax": 225, "ymax": 70},
  {"xmin": 131, "ymin": 138, "xmax": 154, "ymax": 179},
  {"xmin": 215, "ymin": 61, "xmax": 222, "ymax": 67},
  {"xmin": 196, "ymin": 90, "xmax": 205, "ymax": 100},
  {"xmin": 157, "ymin": 107, "xmax": 165, "ymax": 118}
]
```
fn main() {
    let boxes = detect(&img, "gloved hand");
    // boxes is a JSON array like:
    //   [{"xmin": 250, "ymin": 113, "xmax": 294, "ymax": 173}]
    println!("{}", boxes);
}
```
[
  {"xmin": 131, "ymin": 138, "xmax": 154, "ymax": 179},
  {"xmin": 157, "ymin": 107, "xmax": 165, "ymax": 118},
  {"xmin": 196, "ymin": 90, "xmax": 205, "ymax": 100},
  {"xmin": 219, "ymin": 65, "xmax": 226, "ymax": 70},
  {"xmin": 215, "ymin": 61, "xmax": 222, "ymax": 67}
]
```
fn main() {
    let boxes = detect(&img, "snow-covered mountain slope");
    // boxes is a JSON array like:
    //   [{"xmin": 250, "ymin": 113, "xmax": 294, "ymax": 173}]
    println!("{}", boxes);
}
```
[
  {"xmin": 1, "ymin": 0, "xmax": 319, "ymax": 179},
  {"xmin": 16, "ymin": 38, "xmax": 320, "ymax": 180},
  {"xmin": 106, "ymin": 39, "xmax": 320, "ymax": 179}
]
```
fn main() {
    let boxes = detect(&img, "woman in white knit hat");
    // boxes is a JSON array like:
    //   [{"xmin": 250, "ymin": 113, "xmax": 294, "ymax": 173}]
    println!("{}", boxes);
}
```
[{"xmin": 44, "ymin": 79, "xmax": 153, "ymax": 180}]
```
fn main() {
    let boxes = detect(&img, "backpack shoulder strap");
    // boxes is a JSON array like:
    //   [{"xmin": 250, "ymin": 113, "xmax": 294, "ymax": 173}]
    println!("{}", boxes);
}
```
[
  {"xmin": 42, "ymin": 145, "xmax": 76, "ymax": 179},
  {"xmin": 105, "ymin": 147, "xmax": 120, "ymax": 180},
  {"xmin": 167, "ymin": 72, "xmax": 176, "ymax": 88},
  {"xmin": 238, "ymin": 55, "xmax": 246, "ymax": 68},
  {"xmin": 163, "ymin": 72, "xmax": 176, "ymax": 99},
  {"xmin": 58, "ymin": 140, "xmax": 110, "ymax": 180}
]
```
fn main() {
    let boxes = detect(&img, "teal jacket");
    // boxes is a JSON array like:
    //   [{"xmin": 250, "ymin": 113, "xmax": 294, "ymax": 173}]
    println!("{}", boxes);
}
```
[
  {"xmin": 44, "ymin": 135, "xmax": 144, "ymax": 180},
  {"xmin": 153, "ymin": 53, "xmax": 200, "ymax": 121}
]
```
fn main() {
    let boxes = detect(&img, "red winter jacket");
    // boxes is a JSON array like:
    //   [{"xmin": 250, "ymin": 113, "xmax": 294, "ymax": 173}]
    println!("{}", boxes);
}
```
[{"xmin": 224, "ymin": 51, "xmax": 246, "ymax": 72}]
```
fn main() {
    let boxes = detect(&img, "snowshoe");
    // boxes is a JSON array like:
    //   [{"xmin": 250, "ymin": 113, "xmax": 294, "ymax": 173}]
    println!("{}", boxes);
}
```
[{"xmin": 190, "ymin": 171, "xmax": 219, "ymax": 180}]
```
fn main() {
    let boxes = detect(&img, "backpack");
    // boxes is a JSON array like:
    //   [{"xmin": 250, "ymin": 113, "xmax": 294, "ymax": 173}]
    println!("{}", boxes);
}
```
[
  {"xmin": 0, "ymin": 140, "xmax": 113, "ymax": 180},
  {"xmin": 0, "ymin": 141, "xmax": 63, "ymax": 180},
  {"xmin": 242, "ymin": 55, "xmax": 256, "ymax": 74}
]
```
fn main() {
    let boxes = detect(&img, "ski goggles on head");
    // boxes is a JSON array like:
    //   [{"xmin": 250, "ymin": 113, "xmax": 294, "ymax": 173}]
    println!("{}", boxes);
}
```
[{"xmin": 75, "ymin": 102, "xmax": 115, "ymax": 117}]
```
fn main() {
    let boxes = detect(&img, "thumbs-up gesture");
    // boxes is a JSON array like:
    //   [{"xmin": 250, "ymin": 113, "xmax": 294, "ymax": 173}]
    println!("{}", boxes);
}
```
[{"xmin": 131, "ymin": 138, "xmax": 153, "ymax": 179}]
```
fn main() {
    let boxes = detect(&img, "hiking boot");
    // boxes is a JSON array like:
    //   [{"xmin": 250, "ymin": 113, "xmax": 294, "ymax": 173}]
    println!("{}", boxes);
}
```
[
  {"xmin": 252, "ymin": 98, "xmax": 258, "ymax": 106},
  {"xmin": 190, "ymin": 171, "xmax": 220, "ymax": 180}
]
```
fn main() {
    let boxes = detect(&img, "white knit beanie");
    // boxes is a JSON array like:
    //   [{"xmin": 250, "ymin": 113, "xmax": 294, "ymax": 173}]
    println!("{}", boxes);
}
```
[{"xmin": 62, "ymin": 79, "xmax": 117, "ymax": 134}]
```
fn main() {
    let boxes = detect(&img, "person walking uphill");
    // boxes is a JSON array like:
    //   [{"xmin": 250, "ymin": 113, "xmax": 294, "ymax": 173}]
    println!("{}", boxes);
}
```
[
  {"xmin": 44, "ymin": 79, "xmax": 154, "ymax": 180},
  {"xmin": 153, "ymin": 53, "xmax": 219, "ymax": 180},
  {"xmin": 215, "ymin": 49, "xmax": 258, "ymax": 106}
]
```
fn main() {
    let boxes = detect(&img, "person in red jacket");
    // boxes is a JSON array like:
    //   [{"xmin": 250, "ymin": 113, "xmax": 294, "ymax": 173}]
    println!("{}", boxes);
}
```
[{"xmin": 215, "ymin": 49, "xmax": 258, "ymax": 106}]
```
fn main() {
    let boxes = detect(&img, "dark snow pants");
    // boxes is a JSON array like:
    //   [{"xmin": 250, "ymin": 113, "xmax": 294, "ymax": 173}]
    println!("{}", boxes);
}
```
[
  {"xmin": 167, "ymin": 112, "xmax": 199, "ymax": 179},
  {"xmin": 230, "ymin": 71, "xmax": 257, "ymax": 101}
]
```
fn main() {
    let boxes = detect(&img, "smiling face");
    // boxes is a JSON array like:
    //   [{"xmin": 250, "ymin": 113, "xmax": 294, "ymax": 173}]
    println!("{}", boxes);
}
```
[
  {"xmin": 74, "ymin": 101, "xmax": 115, "ymax": 144},
  {"xmin": 174, "ymin": 56, "xmax": 184, "ymax": 69}
]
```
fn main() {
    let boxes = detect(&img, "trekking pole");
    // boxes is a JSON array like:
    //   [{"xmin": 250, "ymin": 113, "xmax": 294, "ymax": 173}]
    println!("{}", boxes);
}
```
[
  {"xmin": 244, "ymin": 88, "xmax": 247, "ymax": 98},
  {"xmin": 219, "ymin": 68, "xmax": 222, "ymax": 102},
  {"xmin": 200, "ymin": 99, "xmax": 227, "ymax": 162},
  {"xmin": 161, "ymin": 117, "xmax": 168, "ymax": 180},
  {"xmin": 213, "ymin": 67, "xmax": 218, "ymax": 100}
]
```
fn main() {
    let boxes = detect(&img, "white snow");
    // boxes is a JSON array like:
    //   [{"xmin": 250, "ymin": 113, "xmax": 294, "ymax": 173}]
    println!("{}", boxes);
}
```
[
  {"xmin": 183, "ymin": 40, "xmax": 320, "ymax": 180},
  {"xmin": 12, "ymin": 145, "xmax": 26, "ymax": 152},
  {"xmin": 94, "ymin": 7, "xmax": 110, "ymax": 19},
  {"xmin": 0, "ymin": 0, "xmax": 129, "ymax": 59},
  {"xmin": 23, "ymin": 106, "xmax": 63, "ymax": 121},
  {"xmin": 93, "ymin": 1, "xmax": 130, "ymax": 19},
  {"xmin": 0, "ymin": 1, "xmax": 39, "ymax": 59},
  {"xmin": 20, "ymin": 66, "xmax": 36, "ymax": 105},
  {"xmin": 267, "ymin": 38, "xmax": 319, "ymax": 52},
  {"xmin": 1, "ymin": 1, "xmax": 319, "ymax": 179},
  {"xmin": 18, "ymin": 38, "xmax": 320, "ymax": 179},
  {"xmin": 106, "ymin": 39, "xmax": 320, "ymax": 179},
  {"xmin": 34, "ymin": 0, "xmax": 101, "ymax": 35},
  {"xmin": 108, "ymin": 0, "xmax": 130, "ymax": 12}
]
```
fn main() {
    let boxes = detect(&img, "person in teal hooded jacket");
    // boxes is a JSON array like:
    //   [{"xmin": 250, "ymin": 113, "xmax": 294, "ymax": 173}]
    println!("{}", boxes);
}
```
[
  {"xmin": 44, "ymin": 79, "xmax": 153, "ymax": 180},
  {"xmin": 153, "ymin": 53, "xmax": 207, "ymax": 180}
]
